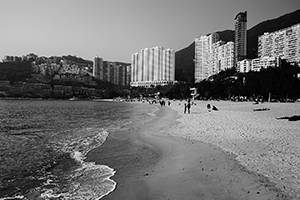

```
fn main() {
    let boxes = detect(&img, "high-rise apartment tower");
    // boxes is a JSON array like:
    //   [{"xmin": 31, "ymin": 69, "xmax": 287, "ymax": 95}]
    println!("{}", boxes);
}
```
[
  {"xmin": 93, "ymin": 56, "xmax": 103, "ymax": 79},
  {"xmin": 234, "ymin": 11, "xmax": 247, "ymax": 70},
  {"xmin": 194, "ymin": 33, "xmax": 219, "ymax": 82},
  {"xmin": 131, "ymin": 46, "xmax": 175, "ymax": 87}
]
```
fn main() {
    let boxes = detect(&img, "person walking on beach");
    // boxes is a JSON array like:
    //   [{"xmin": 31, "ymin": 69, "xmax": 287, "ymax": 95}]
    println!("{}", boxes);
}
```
[
  {"xmin": 186, "ymin": 99, "xmax": 191, "ymax": 114},
  {"xmin": 184, "ymin": 102, "xmax": 187, "ymax": 114}
]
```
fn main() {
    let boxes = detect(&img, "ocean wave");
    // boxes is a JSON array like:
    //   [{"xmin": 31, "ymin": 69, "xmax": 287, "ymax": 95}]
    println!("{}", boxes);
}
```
[
  {"xmin": 54, "ymin": 128, "xmax": 109, "ymax": 156},
  {"xmin": 40, "ymin": 161, "xmax": 116, "ymax": 200},
  {"xmin": 1, "ymin": 128, "xmax": 116, "ymax": 200},
  {"xmin": 38, "ymin": 128, "xmax": 117, "ymax": 199},
  {"xmin": 0, "ymin": 100, "xmax": 151, "ymax": 199}
]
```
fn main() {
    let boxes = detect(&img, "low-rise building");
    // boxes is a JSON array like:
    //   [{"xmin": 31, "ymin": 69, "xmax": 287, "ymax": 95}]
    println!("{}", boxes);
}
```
[
  {"xmin": 251, "ymin": 57, "xmax": 281, "ymax": 72},
  {"xmin": 238, "ymin": 59, "xmax": 252, "ymax": 73},
  {"xmin": 130, "ymin": 80, "xmax": 176, "ymax": 88},
  {"xmin": 238, "ymin": 57, "xmax": 281, "ymax": 72}
]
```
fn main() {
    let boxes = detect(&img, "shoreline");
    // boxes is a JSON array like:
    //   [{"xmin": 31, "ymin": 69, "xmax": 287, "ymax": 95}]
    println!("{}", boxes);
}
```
[{"xmin": 87, "ymin": 102, "xmax": 296, "ymax": 199}]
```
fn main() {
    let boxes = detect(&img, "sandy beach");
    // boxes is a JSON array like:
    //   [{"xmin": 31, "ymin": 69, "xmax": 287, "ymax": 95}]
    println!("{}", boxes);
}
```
[
  {"xmin": 165, "ymin": 101, "xmax": 300, "ymax": 199},
  {"xmin": 87, "ymin": 100, "xmax": 300, "ymax": 200}
]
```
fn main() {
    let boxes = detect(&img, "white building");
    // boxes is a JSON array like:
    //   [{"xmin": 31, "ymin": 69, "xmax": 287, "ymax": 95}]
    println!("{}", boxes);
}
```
[
  {"xmin": 195, "ymin": 33, "xmax": 219, "ymax": 82},
  {"xmin": 258, "ymin": 23, "xmax": 300, "ymax": 64},
  {"xmin": 130, "ymin": 46, "xmax": 175, "ymax": 87},
  {"xmin": 215, "ymin": 41, "xmax": 235, "ymax": 73},
  {"xmin": 251, "ymin": 57, "xmax": 281, "ymax": 72},
  {"xmin": 238, "ymin": 57, "xmax": 281, "ymax": 73},
  {"xmin": 238, "ymin": 59, "xmax": 252, "ymax": 73},
  {"xmin": 195, "ymin": 33, "xmax": 234, "ymax": 82}
]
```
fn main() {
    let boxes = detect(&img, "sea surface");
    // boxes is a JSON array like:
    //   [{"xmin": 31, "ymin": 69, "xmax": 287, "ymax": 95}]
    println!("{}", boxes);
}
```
[{"xmin": 0, "ymin": 99, "xmax": 157, "ymax": 199}]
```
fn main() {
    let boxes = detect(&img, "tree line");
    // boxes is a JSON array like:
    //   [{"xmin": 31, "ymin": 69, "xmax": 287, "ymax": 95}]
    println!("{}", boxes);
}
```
[
  {"xmin": 1, "ymin": 60, "xmax": 300, "ymax": 101},
  {"xmin": 195, "ymin": 60, "xmax": 300, "ymax": 102},
  {"xmin": 129, "ymin": 61, "xmax": 300, "ymax": 102}
]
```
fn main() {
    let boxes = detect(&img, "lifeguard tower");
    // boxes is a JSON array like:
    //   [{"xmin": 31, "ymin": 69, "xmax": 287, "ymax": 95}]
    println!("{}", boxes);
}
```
[{"xmin": 190, "ymin": 88, "xmax": 199, "ymax": 102}]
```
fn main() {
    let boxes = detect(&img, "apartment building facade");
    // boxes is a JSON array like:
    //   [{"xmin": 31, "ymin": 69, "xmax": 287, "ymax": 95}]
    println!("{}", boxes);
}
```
[
  {"xmin": 258, "ymin": 23, "xmax": 300, "ymax": 64},
  {"xmin": 93, "ymin": 57, "xmax": 130, "ymax": 86},
  {"xmin": 251, "ymin": 56, "xmax": 281, "ymax": 72},
  {"xmin": 195, "ymin": 33, "xmax": 219, "ymax": 82},
  {"xmin": 93, "ymin": 56, "xmax": 103, "ymax": 79},
  {"xmin": 195, "ymin": 33, "xmax": 234, "ymax": 82},
  {"xmin": 238, "ymin": 56, "xmax": 281, "ymax": 73},
  {"xmin": 238, "ymin": 59, "xmax": 252, "ymax": 73},
  {"xmin": 130, "ymin": 46, "xmax": 175, "ymax": 87},
  {"xmin": 213, "ymin": 41, "xmax": 235, "ymax": 73}
]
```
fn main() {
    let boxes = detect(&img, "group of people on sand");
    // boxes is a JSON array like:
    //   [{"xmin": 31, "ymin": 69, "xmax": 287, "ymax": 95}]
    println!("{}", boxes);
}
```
[
  {"xmin": 183, "ymin": 100, "xmax": 218, "ymax": 114},
  {"xmin": 206, "ymin": 103, "xmax": 218, "ymax": 112},
  {"xmin": 159, "ymin": 100, "xmax": 171, "ymax": 107},
  {"xmin": 184, "ymin": 99, "xmax": 191, "ymax": 114}
]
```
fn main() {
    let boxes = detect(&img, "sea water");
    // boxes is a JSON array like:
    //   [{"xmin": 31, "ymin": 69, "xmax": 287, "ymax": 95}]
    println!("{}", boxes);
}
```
[{"xmin": 0, "ymin": 100, "xmax": 157, "ymax": 199}]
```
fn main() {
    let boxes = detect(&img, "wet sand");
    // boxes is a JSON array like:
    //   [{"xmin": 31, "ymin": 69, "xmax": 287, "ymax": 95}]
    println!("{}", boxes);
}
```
[{"xmin": 86, "ymin": 101, "xmax": 297, "ymax": 200}]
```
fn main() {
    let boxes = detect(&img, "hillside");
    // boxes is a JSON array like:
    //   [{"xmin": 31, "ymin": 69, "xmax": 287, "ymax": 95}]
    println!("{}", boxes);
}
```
[
  {"xmin": 0, "ymin": 61, "xmax": 32, "ymax": 82},
  {"xmin": 61, "ymin": 55, "xmax": 93, "ymax": 65},
  {"xmin": 174, "ymin": 42, "xmax": 195, "ymax": 84},
  {"xmin": 175, "ymin": 9, "xmax": 300, "ymax": 82}
]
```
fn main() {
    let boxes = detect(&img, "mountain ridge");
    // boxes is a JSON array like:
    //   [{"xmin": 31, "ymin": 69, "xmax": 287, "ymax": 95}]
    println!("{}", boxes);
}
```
[{"xmin": 175, "ymin": 9, "xmax": 300, "ymax": 82}]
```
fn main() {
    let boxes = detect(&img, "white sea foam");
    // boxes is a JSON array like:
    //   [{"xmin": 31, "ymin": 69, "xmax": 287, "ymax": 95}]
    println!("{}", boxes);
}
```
[
  {"xmin": 58, "ymin": 128, "xmax": 110, "ymax": 156},
  {"xmin": 39, "ymin": 128, "xmax": 117, "ymax": 199},
  {"xmin": 72, "ymin": 150, "xmax": 85, "ymax": 164},
  {"xmin": 40, "ymin": 161, "xmax": 117, "ymax": 200},
  {"xmin": 0, "ymin": 195, "xmax": 25, "ymax": 200},
  {"xmin": 0, "ymin": 100, "xmax": 140, "ymax": 200}
]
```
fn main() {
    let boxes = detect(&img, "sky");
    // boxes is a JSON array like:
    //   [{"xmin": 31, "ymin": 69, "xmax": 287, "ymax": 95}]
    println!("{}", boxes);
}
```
[{"xmin": 0, "ymin": 0, "xmax": 299, "ymax": 63}]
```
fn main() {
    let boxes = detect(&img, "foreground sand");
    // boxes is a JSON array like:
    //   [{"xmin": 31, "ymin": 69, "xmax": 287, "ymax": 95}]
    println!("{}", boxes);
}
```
[
  {"xmin": 164, "ymin": 100, "xmax": 300, "ymax": 199},
  {"xmin": 87, "ymin": 100, "xmax": 300, "ymax": 200}
]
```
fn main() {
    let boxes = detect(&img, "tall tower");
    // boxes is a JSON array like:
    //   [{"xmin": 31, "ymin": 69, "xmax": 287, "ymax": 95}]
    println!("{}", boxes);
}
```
[
  {"xmin": 93, "ymin": 56, "xmax": 103, "ymax": 79},
  {"xmin": 234, "ymin": 11, "xmax": 247, "ymax": 70}
]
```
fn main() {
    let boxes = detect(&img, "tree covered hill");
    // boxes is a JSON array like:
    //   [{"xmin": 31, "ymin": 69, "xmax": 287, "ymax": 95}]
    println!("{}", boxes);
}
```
[
  {"xmin": 175, "ymin": 9, "xmax": 300, "ymax": 82},
  {"xmin": 60, "ymin": 55, "xmax": 93, "ymax": 65},
  {"xmin": 175, "ymin": 42, "xmax": 195, "ymax": 84},
  {"xmin": 0, "ymin": 61, "xmax": 32, "ymax": 82}
]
